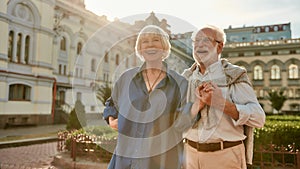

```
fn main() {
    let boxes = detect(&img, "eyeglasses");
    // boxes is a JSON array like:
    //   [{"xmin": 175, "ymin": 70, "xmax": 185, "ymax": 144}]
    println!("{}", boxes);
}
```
[{"xmin": 193, "ymin": 37, "xmax": 221, "ymax": 44}]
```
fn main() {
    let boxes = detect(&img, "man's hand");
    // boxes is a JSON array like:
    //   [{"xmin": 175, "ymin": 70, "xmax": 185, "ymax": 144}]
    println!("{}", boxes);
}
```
[
  {"xmin": 108, "ymin": 116, "xmax": 118, "ymax": 130},
  {"xmin": 198, "ymin": 82, "xmax": 239, "ymax": 120},
  {"xmin": 199, "ymin": 82, "xmax": 225, "ymax": 108}
]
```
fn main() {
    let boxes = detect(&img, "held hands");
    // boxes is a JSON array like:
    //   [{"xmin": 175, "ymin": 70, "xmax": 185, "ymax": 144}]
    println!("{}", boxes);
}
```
[
  {"xmin": 108, "ymin": 116, "xmax": 118, "ymax": 131},
  {"xmin": 195, "ymin": 82, "xmax": 225, "ymax": 110}
]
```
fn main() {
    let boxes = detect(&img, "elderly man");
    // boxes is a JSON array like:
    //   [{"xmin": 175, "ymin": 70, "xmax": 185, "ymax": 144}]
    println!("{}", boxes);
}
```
[{"xmin": 182, "ymin": 25, "xmax": 266, "ymax": 169}]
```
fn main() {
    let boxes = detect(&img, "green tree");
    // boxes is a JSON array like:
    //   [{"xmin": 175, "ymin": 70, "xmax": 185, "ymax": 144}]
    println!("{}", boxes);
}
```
[
  {"xmin": 97, "ymin": 83, "xmax": 112, "ymax": 105},
  {"xmin": 66, "ymin": 100, "xmax": 87, "ymax": 130},
  {"xmin": 267, "ymin": 88, "xmax": 287, "ymax": 113}
]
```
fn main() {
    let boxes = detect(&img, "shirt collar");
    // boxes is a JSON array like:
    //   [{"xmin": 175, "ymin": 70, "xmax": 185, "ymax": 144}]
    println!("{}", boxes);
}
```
[
  {"xmin": 135, "ymin": 61, "xmax": 171, "ymax": 89},
  {"xmin": 137, "ymin": 61, "xmax": 171, "ymax": 78},
  {"xmin": 207, "ymin": 60, "xmax": 222, "ymax": 73},
  {"xmin": 197, "ymin": 60, "xmax": 222, "ymax": 75}
]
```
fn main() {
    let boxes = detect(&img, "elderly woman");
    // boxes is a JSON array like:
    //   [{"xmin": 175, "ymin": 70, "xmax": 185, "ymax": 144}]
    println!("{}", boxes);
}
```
[{"xmin": 103, "ymin": 25, "xmax": 200, "ymax": 169}]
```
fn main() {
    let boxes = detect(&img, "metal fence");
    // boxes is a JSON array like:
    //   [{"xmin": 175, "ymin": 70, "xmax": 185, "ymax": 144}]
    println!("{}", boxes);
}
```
[
  {"xmin": 252, "ymin": 143, "xmax": 300, "ymax": 169},
  {"xmin": 57, "ymin": 132, "xmax": 299, "ymax": 168}
]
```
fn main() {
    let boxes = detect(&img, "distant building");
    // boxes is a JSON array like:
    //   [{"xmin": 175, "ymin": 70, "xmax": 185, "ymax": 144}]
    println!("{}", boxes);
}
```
[
  {"xmin": 222, "ymin": 23, "xmax": 300, "ymax": 114},
  {"xmin": 225, "ymin": 23, "xmax": 292, "ymax": 42}
]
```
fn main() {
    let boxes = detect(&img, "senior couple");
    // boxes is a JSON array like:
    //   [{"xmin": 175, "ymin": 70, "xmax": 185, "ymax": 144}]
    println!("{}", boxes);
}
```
[{"xmin": 103, "ymin": 24, "xmax": 265, "ymax": 169}]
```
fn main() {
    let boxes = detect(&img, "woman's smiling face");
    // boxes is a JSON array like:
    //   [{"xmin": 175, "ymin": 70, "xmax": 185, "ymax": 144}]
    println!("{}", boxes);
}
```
[{"xmin": 139, "ymin": 33, "xmax": 166, "ymax": 62}]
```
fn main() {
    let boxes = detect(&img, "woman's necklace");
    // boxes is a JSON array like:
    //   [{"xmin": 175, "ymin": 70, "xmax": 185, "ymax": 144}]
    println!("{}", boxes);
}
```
[{"xmin": 145, "ymin": 69, "xmax": 163, "ymax": 93}]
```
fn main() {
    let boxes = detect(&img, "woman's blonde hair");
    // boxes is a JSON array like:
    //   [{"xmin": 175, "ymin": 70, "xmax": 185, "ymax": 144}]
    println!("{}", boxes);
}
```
[{"xmin": 135, "ymin": 25, "xmax": 171, "ymax": 61}]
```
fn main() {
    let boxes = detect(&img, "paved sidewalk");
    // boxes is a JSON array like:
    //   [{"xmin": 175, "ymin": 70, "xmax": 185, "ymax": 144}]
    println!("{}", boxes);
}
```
[
  {"xmin": 0, "ymin": 123, "xmax": 110, "ymax": 168},
  {"xmin": 0, "ymin": 142, "xmax": 58, "ymax": 169}
]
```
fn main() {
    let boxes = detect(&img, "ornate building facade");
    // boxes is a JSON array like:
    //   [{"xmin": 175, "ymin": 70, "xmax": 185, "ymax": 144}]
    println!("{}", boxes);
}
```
[{"xmin": 0, "ymin": 0, "xmax": 192, "ymax": 128}]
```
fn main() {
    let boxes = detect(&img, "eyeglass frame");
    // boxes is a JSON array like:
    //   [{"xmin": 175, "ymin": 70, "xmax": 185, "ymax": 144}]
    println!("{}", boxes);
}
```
[{"xmin": 192, "ymin": 36, "xmax": 222, "ymax": 44}]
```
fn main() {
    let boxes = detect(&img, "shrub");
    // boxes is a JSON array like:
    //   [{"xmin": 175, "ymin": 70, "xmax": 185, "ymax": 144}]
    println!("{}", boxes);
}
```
[
  {"xmin": 66, "ymin": 100, "xmax": 87, "ymax": 130},
  {"xmin": 254, "ymin": 115, "xmax": 300, "ymax": 150}
]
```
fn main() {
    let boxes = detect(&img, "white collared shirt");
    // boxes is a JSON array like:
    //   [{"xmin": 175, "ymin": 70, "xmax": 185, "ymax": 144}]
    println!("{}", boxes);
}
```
[{"xmin": 183, "ymin": 61, "xmax": 265, "ymax": 143}]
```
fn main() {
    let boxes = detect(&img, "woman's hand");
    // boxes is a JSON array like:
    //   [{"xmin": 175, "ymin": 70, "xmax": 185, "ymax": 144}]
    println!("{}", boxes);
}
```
[{"xmin": 108, "ymin": 116, "xmax": 118, "ymax": 131}]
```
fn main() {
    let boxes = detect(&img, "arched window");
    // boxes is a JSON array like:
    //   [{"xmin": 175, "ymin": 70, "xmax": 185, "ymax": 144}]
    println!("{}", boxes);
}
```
[
  {"xmin": 25, "ymin": 36, "xmax": 30, "ymax": 64},
  {"xmin": 17, "ymin": 33, "xmax": 22, "ymax": 63},
  {"xmin": 265, "ymin": 27, "xmax": 270, "ymax": 32},
  {"xmin": 271, "ymin": 64, "xmax": 281, "ymax": 79},
  {"xmin": 115, "ymin": 54, "xmax": 119, "ymax": 65},
  {"xmin": 104, "ymin": 51, "xmax": 108, "ymax": 63},
  {"xmin": 9, "ymin": 84, "xmax": 31, "ymax": 101},
  {"xmin": 288, "ymin": 64, "xmax": 298, "ymax": 79},
  {"xmin": 254, "ymin": 65, "xmax": 263, "ymax": 80},
  {"xmin": 63, "ymin": 65, "xmax": 67, "ymax": 75},
  {"xmin": 91, "ymin": 59, "xmax": 96, "ymax": 72},
  {"xmin": 58, "ymin": 64, "xmax": 62, "ymax": 74},
  {"xmin": 77, "ymin": 42, "xmax": 82, "ymax": 55},
  {"xmin": 60, "ymin": 37, "xmax": 66, "ymax": 51},
  {"xmin": 8, "ymin": 31, "xmax": 14, "ymax": 61}
]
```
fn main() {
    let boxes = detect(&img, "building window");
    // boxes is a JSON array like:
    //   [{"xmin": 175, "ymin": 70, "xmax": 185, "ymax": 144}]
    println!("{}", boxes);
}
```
[
  {"xmin": 103, "ymin": 73, "xmax": 109, "ymax": 82},
  {"xmin": 257, "ymin": 27, "xmax": 261, "ymax": 33},
  {"xmin": 91, "ymin": 59, "xmax": 96, "ymax": 72},
  {"xmin": 283, "ymin": 25, "xmax": 287, "ymax": 31},
  {"xmin": 265, "ymin": 27, "xmax": 270, "ymax": 32},
  {"xmin": 17, "ymin": 33, "xmax": 22, "ymax": 63},
  {"xmin": 271, "ymin": 64, "xmax": 281, "ymax": 80},
  {"xmin": 58, "ymin": 91, "xmax": 65, "ymax": 106},
  {"xmin": 9, "ymin": 84, "xmax": 31, "ymax": 101},
  {"xmin": 25, "ymin": 36, "xmax": 30, "ymax": 64},
  {"xmin": 274, "ymin": 26, "xmax": 278, "ymax": 31},
  {"xmin": 126, "ymin": 58, "xmax": 129, "ymax": 68},
  {"xmin": 254, "ymin": 65, "xmax": 263, "ymax": 80},
  {"xmin": 289, "ymin": 64, "xmax": 298, "ymax": 79},
  {"xmin": 22, "ymin": 117, "xmax": 29, "ymax": 123},
  {"xmin": 115, "ymin": 54, "xmax": 119, "ymax": 65},
  {"xmin": 77, "ymin": 42, "xmax": 82, "ymax": 55},
  {"xmin": 8, "ymin": 117, "xmax": 16, "ymax": 123},
  {"xmin": 288, "ymin": 89, "xmax": 294, "ymax": 98},
  {"xmin": 60, "ymin": 37, "xmax": 66, "ymax": 51},
  {"xmin": 63, "ymin": 65, "xmax": 67, "ymax": 75},
  {"xmin": 8, "ymin": 31, "xmax": 14, "ymax": 61},
  {"xmin": 104, "ymin": 51, "xmax": 108, "ymax": 63},
  {"xmin": 58, "ymin": 64, "xmax": 62, "ymax": 74}
]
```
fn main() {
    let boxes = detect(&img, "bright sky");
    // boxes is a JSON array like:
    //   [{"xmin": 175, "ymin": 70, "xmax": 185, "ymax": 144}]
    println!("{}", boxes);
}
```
[{"xmin": 85, "ymin": 0, "xmax": 300, "ymax": 38}]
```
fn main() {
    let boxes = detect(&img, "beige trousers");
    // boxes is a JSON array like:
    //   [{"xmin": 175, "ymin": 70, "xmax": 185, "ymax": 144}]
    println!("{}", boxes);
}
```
[{"xmin": 183, "ymin": 142, "xmax": 247, "ymax": 169}]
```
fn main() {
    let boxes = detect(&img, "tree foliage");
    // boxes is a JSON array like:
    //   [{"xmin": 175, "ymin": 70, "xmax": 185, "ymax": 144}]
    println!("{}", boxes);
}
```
[
  {"xmin": 97, "ymin": 83, "xmax": 112, "ymax": 105},
  {"xmin": 267, "ymin": 88, "xmax": 287, "ymax": 112},
  {"xmin": 66, "ymin": 100, "xmax": 87, "ymax": 130}
]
